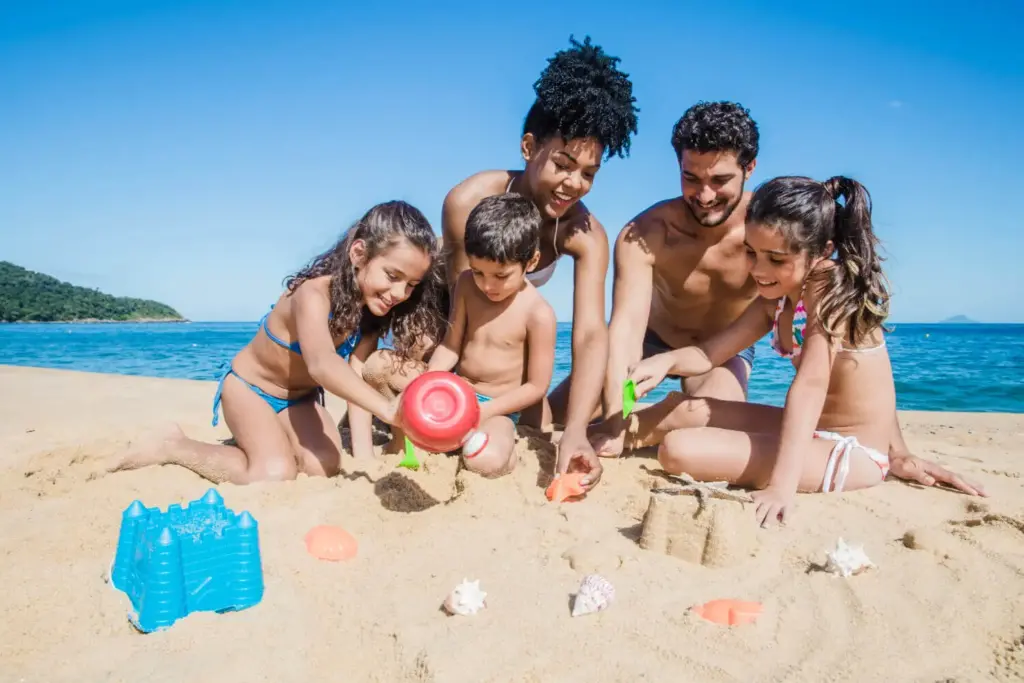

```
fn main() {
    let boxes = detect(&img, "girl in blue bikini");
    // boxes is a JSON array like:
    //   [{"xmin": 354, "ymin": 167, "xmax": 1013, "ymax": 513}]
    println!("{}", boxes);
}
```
[
  {"xmin": 624, "ymin": 176, "xmax": 914, "ymax": 526},
  {"xmin": 116, "ymin": 200, "xmax": 446, "ymax": 484}
]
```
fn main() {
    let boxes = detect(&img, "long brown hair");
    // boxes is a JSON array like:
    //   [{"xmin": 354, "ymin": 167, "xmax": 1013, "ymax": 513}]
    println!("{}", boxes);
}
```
[
  {"xmin": 747, "ymin": 176, "xmax": 891, "ymax": 346},
  {"xmin": 284, "ymin": 201, "xmax": 447, "ymax": 359}
]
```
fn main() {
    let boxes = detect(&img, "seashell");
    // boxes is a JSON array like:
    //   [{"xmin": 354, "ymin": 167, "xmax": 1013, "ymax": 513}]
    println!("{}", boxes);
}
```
[
  {"xmin": 443, "ymin": 578, "xmax": 487, "ymax": 616},
  {"xmin": 571, "ymin": 573, "xmax": 615, "ymax": 617},
  {"xmin": 824, "ymin": 537, "xmax": 875, "ymax": 577}
]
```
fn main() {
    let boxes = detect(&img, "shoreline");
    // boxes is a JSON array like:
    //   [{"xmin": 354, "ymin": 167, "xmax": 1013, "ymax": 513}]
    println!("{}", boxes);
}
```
[{"xmin": 0, "ymin": 318, "xmax": 189, "ymax": 324}]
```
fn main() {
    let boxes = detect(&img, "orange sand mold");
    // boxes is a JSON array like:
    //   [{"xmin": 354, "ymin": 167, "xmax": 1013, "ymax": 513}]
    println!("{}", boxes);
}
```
[
  {"xmin": 691, "ymin": 599, "xmax": 763, "ymax": 626},
  {"xmin": 305, "ymin": 525, "xmax": 358, "ymax": 561}
]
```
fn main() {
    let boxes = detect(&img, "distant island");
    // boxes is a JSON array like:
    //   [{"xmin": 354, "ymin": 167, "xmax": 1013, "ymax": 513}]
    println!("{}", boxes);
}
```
[
  {"xmin": 0, "ymin": 261, "xmax": 185, "ymax": 323},
  {"xmin": 940, "ymin": 315, "xmax": 979, "ymax": 324}
]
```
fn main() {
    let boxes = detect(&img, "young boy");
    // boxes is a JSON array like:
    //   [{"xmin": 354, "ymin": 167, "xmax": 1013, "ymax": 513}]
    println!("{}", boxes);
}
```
[{"xmin": 427, "ymin": 193, "xmax": 558, "ymax": 477}]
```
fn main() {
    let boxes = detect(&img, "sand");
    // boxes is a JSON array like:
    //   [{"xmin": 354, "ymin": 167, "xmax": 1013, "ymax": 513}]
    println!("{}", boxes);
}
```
[{"xmin": 1, "ymin": 364, "xmax": 1023, "ymax": 683}]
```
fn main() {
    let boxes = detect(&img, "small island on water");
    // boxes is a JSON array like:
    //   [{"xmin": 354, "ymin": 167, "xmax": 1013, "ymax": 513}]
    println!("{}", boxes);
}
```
[
  {"xmin": 940, "ymin": 315, "xmax": 979, "ymax": 324},
  {"xmin": 0, "ymin": 261, "xmax": 185, "ymax": 323}
]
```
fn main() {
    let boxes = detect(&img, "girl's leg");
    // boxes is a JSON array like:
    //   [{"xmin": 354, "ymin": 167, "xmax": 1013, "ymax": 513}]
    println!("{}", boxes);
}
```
[
  {"xmin": 278, "ymin": 399, "xmax": 344, "ymax": 477},
  {"xmin": 114, "ymin": 373, "xmax": 299, "ymax": 483},
  {"xmin": 462, "ymin": 416, "xmax": 517, "ymax": 478},
  {"xmin": 617, "ymin": 393, "xmax": 784, "ymax": 450},
  {"xmin": 658, "ymin": 427, "xmax": 884, "ymax": 493}
]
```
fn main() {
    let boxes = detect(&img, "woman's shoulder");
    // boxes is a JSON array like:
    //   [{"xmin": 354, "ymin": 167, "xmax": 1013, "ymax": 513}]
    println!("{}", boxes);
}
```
[
  {"xmin": 445, "ymin": 170, "xmax": 513, "ymax": 209},
  {"xmin": 559, "ymin": 200, "xmax": 608, "ymax": 257}
]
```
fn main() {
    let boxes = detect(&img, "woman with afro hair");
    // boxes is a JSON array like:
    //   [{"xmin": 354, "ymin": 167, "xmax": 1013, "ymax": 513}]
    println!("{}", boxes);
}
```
[{"xmin": 441, "ymin": 35, "xmax": 638, "ymax": 490}]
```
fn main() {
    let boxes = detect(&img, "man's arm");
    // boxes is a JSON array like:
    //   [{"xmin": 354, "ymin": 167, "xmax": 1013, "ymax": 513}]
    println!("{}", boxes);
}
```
[{"xmin": 602, "ymin": 222, "xmax": 654, "ymax": 425}]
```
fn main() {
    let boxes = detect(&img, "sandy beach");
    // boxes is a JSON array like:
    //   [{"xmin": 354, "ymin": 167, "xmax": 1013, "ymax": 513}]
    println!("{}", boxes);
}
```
[{"xmin": 1, "ymin": 364, "xmax": 1022, "ymax": 682}]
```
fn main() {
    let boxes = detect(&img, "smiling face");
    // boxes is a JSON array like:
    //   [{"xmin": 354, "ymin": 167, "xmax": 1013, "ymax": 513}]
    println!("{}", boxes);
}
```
[
  {"xmin": 744, "ymin": 222, "xmax": 832, "ymax": 300},
  {"xmin": 680, "ymin": 150, "xmax": 753, "ymax": 228},
  {"xmin": 351, "ymin": 237, "xmax": 431, "ymax": 316},
  {"xmin": 520, "ymin": 134, "xmax": 603, "ymax": 220}
]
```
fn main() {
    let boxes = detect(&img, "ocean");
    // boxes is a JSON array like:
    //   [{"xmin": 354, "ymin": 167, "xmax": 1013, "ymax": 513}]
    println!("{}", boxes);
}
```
[{"xmin": 1, "ymin": 322, "xmax": 1022, "ymax": 413}]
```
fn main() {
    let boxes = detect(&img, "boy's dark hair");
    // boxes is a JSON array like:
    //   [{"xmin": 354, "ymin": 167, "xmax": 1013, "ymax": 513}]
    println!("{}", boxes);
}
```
[
  {"xmin": 671, "ymin": 101, "xmax": 759, "ymax": 167},
  {"xmin": 464, "ymin": 194, "xmax": 541, "ymax": 267},
  {"xmin": 524, "ymin": 35, "xmax": 639, "ymax": 160}
]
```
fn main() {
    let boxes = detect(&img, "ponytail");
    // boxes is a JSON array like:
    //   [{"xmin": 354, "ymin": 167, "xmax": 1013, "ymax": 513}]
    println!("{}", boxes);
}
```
[
  {"xmin": 817, "ymin": 176, "xmax": 890, "ymax": 346},
  {"xmin": 747, "ymin": 175, "xmax": 891, "ymax": 348}
]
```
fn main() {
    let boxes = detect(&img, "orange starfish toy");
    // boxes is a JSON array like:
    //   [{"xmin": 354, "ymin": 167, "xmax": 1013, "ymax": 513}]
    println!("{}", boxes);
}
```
[{"xmin": 545, "ymin": 473, "xmax": 587, "ymax": 502}]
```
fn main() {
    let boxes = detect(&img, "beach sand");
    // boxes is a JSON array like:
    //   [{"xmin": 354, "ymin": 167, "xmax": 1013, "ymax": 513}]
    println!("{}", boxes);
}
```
[{"xmin": 2, "ymin": 364, "xmax": 1023, "ymax": 682}]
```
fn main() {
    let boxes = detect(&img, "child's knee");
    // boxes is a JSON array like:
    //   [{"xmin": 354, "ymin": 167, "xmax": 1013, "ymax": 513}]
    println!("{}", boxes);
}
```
[
  {"xmin": 248, "ymin": 453, "xmax": 299, "ymax": 482},
  {"xmin": 360, "ymin": 350, "xmax": 394, "ymax": 392},
  {"xmin": 658, "ymin": 429, "xmax": 700, "ymax": 474},
  {"xmin": 664, "ymin": 392, "xmax": 711, "ymax": 429}
]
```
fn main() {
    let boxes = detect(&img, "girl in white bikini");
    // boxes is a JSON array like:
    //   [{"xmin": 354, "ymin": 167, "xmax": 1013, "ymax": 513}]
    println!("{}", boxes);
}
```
[{"xmin": 626, "ymin": 175, "xmax": 899, "ymax": 527}]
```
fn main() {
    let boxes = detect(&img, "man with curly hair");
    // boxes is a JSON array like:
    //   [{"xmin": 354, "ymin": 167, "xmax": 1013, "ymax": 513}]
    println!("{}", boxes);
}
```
[
  {"xmin": 588, "ymin": 100, "xmax": 987, "ymax": 498},
  {"xmin": 362, "ymin": 35, "xmax": 638, "ymax": 491}
]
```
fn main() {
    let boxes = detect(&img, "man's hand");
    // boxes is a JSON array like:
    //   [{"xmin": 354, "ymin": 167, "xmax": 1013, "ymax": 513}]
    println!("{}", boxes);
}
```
[
  {"xmin": 556, "ymin": 427, "xmax": 604, "ymax": 490},
  {"xmin": 888, "ymin": 453, "xmax": 987, "ymax": 497},
  {"xmin": 628, "ymin": 354, "xmax": 675, "ymax": 399}
]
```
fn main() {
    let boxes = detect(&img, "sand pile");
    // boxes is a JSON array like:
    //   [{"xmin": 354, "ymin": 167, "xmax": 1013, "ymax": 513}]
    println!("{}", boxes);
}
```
[{"xmin": 1, "ymin": 365, "xmax": 1023, "ymax": 682}]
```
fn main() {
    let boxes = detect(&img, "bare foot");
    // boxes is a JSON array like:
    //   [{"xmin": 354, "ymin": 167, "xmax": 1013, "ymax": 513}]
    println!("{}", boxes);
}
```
[{"xmin": 110, "ymin": 424, "xmax": 187, "ymax": 472}]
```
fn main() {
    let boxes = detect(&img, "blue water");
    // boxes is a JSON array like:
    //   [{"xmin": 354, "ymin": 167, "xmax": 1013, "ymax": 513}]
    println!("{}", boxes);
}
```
[{"xmin": 1, "ymin": 322, "xmax": 1022, "ymax": 413}]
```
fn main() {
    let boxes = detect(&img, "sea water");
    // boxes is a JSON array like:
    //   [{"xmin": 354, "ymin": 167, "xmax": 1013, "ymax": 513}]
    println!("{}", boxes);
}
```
[{"xmin": 1, "ymin": 322, "xmax": 1021, "ymax": 413}]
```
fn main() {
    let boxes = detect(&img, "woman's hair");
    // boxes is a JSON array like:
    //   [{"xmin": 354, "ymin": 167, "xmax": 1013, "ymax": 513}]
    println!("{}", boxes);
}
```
[
  {"xmin": 523, "ymin": 35, "xmax": 639, "ymax": 160},
  {"xmin": 747, "ymin": 176, "xmax": 891, "ymax": 346},
  {"xmin": 284, "ymin": 200, "xmax": 447, "ymax": 359}
]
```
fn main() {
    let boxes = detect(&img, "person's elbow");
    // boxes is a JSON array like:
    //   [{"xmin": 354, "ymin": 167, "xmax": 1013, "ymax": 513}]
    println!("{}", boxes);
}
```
[{"xmin": 573, "ymin": 319, "xmax": 608, "ymax": 350}]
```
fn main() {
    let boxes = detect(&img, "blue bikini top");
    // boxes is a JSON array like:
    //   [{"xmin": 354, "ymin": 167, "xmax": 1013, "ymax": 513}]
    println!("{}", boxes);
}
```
[{"xmin": 259, "ymin": 305, "xmax": 361, "ymax": 359}]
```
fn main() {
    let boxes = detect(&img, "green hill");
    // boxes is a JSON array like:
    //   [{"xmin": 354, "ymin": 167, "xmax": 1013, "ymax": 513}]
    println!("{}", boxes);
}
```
[{"xmin": 0, "ymin": 261, "xmax": 185, "ymax": 323}]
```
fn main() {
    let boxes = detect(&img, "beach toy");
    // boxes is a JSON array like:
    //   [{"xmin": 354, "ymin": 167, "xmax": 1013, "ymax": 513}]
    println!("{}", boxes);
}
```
[
  {"xmin": 691, "ymin": 599, "xmax": 762, "ymax": 626},
  {"xmin": 442, "ymin": 578, "xmax": 487, "ymax": 616},
  {"xmin": 400, "ymin": 371, "xmax": 481, "ymax": 452},
  {"xmin": 398, "ymin": 437, "xmax": 420, "ymax": 470},
  {"xmin": 110, "ymin": 488, "xmax": 264, "ymax": 633},
  {"xmin": 304, "ymin": 525, "xmax": 358, "ymax": 561},
  {"xmin": 622, "ymin": 379, "xmax": 637, "ymax": 419},
  {"xmin": 545, "ymin": 472, "xmax": 587, "ymax": 502},
  {"xmin": 571, "ymin": 574, "xmax": 615, "ymax": 617}
]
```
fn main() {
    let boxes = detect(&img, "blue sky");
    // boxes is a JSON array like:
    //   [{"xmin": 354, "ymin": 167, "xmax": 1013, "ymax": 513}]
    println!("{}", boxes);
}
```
[{"xmin": 2, "ymin": 0, "xmax": 1022, "ymax": 323}]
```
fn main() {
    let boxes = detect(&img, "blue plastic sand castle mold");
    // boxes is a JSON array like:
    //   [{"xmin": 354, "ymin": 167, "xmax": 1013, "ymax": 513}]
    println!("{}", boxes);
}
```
[{"xmin": 110, "ymin": 488, "xmax": 264, "ymax": 632}]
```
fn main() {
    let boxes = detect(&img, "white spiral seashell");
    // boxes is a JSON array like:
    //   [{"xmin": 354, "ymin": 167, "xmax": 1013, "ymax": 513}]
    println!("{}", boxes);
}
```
[
  {"xmin": 571, "ymin": 573, "xmax": 615, "ymax": 617},
  {"xmin": 824, "ymin": 538, "xmax": 875, "ymax": 577},
  {"xmin": 443, "ymin": 578, "xmax": 487, "ymax": 616}
]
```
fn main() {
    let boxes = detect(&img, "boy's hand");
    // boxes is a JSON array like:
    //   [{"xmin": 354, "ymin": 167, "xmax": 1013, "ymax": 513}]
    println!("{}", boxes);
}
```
[
  {"xmin": 557, "ymin": 428, "xmax": 603, "ymax": 490},
  {"xmin": 750, "ymin": 485, "xmax": 794, "ymax": 528}
]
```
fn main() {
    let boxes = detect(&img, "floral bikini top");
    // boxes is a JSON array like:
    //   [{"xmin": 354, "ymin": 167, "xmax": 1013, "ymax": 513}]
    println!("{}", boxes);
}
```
[{"xmin": 771, "ymin": 295, "xmax": 808, "ymax": 360}]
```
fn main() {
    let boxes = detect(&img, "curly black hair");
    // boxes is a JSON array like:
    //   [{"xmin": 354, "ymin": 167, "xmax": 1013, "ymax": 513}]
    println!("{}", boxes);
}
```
[
  {"xmin": 284, "ymin": 201, "xmax": 447, "ymax": 361},
  {"xmin": 523, "ymin": 35, "xmax": 639, "ymax": 160},
  {"xmin": 671, "ymin": 101, "xmax": 759, "ymax": 166}
]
